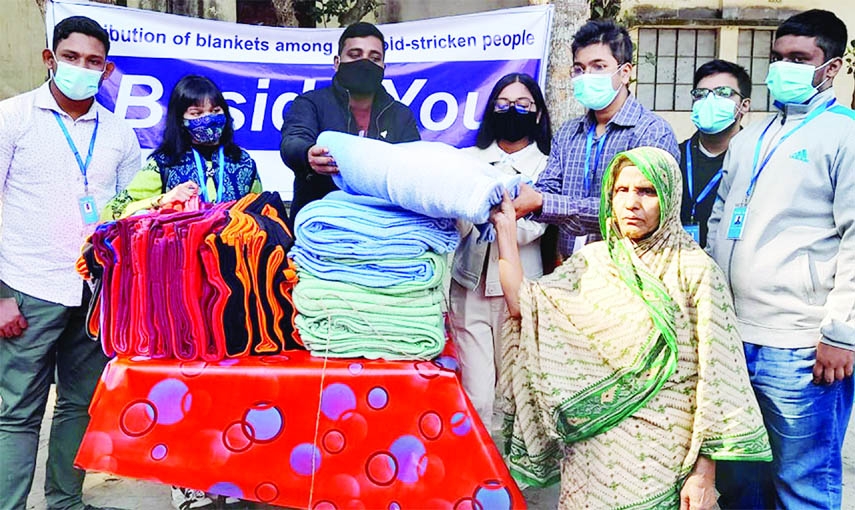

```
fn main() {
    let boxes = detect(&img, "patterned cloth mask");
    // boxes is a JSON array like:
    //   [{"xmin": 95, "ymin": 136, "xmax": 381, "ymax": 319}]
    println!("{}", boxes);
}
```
[{"xmin": 184, "ymin": 113, "xmax": 227, "ymax": 144}]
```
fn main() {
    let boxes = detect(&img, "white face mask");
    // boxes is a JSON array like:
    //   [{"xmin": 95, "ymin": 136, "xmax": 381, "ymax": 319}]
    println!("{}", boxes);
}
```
[
  {"xmin": 765, "ymin": 59, "xmax": 832, "ymax": 105},
  {"xmin": 51, "ymin": 55, "xmax": 104, "ymax": 101},
  {"xmin": 571, "ymin": 65, "xmax": 625, "ymax": 111}
]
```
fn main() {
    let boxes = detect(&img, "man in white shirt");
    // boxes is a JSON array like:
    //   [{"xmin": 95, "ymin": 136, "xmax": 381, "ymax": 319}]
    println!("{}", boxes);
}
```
[{"xmin": 0, "ymin": 16, "xmax": 140, "ymax": 510}]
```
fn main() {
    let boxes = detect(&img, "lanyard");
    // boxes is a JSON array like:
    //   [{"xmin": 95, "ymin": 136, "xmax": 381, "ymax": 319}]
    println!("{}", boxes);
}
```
[
  {"xmin": 584, "ymin": 123, "xmax": 609, "ymax": 196},
  {"xmin": 746, "ymin": 98, "xmax": 835, "ymax": 199},
  {"xmin": 53, "ymin": 111, "xmax": 99, "ymax": 194},
  {"xmin": 192, "ymin": 147, "xmax": 225, "ymax": 203},
  {"xmin": 685, "ymin": 140, "xmax": 723, "ymax": 221}
]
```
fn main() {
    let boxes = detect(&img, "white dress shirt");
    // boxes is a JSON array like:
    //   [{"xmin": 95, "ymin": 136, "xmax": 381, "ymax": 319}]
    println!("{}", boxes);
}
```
[{"xmin": 0, "ymin": 82, "xmax": 141, "ymax": 306}]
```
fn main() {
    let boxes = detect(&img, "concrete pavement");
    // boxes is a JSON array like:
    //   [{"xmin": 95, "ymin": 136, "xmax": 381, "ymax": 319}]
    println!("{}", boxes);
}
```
[{"xmin": 24, "ymin": 388, "xmax": 855, "ymax": 509}]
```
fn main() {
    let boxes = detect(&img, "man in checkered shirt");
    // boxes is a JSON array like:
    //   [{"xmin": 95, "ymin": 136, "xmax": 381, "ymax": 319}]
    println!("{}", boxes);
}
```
[{"xmin": 514, "ymin": 19, "xmax": 679, "ymax": 258}]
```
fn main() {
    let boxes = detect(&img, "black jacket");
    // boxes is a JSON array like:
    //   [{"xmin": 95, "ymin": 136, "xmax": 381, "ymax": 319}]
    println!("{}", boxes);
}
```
[{"xmin": 280, "ymin": 78, "xmax": 420, "ymax": 222}]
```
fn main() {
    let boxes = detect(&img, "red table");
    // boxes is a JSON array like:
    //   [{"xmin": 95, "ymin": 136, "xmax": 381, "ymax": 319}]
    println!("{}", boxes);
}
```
[{"xmin": 75, "ymin": 348, "xmax": 525, "ymax": 509}]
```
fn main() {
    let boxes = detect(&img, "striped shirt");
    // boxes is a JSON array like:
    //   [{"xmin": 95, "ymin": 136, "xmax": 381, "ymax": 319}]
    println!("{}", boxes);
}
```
[
  {"xmin": 534, "ymin": 94, "xmax": 679, "ymax": 257},
  {"xmin": 0, "ymin": 82, "xmax": 141, "ymax": 306}
]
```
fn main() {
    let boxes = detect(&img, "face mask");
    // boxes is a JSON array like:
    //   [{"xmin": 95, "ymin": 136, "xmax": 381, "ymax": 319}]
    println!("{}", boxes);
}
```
[
  {"xmin": 491, "ymin": 109, "xmax": 538, "ymax": 143},
  {"xmin": 765, "ymin": 60, "xmax": 831, "ymax": 105},
  {"xmin": 52, "ymin": 59, "xmax": 104, "ymax": 101},
  {"xmin": 572, "ymin": 66, "xmax": 623, "ymax": 111},
  {"xmin": 691, "ymin": 93, "xmax": 738, "ymax": 134},
  {"xmin": 183, "ymin": 112, "xmax": 227, "ymax": 144},
  {"xmin": 336, "ymin": 59, "xmax": 384, "ymax": 95}
]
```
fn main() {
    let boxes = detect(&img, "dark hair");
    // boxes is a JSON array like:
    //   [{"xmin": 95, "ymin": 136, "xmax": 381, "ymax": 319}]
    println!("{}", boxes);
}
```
[
  {"xmin": 53, "ymin": 16, "xmax": 110, "ymax": 55},
  {"xmin": 338, "ymin": 22, "xmax": 385, "ymax": 56},
  {"xmin": 776, "ymin": 9, "xmax": 847, "ymax": 60},
  {"xmin": 693, "ymin": 59, "xmax": 752, "ymax": 99},
  {"xmin": 475, "ymin": 73, "xmax": 553, "ymax": 155},
  {"xmin": 571, "ymin": 19, "xmax": 633, "ymax": 65},
  {"xmin": 152, "ymin": 75, "xmax": 242, "ymax": 164}
]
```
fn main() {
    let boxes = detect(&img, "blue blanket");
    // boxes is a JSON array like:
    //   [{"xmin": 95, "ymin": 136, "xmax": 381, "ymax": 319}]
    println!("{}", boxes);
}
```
[
  {"xmin": 290, "ymin": 249, "xmax": 447, "ymax": 289},
  {"xmin": 293, "ymin": 191, "xmax": 459, "ymax": 259},
  {"xmin": 319, "ymin": 131, "xmax": 521, "ymax": 233}
]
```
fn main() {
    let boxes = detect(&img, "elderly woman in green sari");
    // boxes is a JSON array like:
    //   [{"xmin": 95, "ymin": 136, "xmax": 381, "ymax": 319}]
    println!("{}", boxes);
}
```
[{"xmin": 491, "ymin": 146, "xmax": 771, "ymax": 509}]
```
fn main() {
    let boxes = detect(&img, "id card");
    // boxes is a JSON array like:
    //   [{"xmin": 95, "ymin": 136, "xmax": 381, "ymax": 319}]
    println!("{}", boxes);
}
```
[
  {"xmin": 683, "ymin": 223, "xmax": 700, "ymax": 244},
  {"xmin": 78, "ymin": 195, "xmax": 99, "ymax": 225},
  {"xmin": 726, "ymin": 205, "xmax": 748, "ymax": 240}
]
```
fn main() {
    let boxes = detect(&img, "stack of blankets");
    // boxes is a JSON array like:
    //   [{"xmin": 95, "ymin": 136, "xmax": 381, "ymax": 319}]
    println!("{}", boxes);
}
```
[
  {"xmin": 79, "ymin": 192, "xmax": 301, "ymax": 361},
  {"xmin": 290, "ymin": 191, "xmax": 459, "ymax": 360}
]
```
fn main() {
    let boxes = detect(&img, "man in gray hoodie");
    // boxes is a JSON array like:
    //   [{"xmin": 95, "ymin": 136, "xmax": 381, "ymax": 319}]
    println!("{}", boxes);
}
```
[{"xmin": 708, "ymin": 9, "xmax": 855, "ymax": 509}]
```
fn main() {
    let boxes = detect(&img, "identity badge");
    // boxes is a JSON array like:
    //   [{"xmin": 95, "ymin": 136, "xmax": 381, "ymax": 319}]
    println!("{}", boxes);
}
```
[
  {"xmin": 726, "ymin": 205, "xmax": 748, "ymax": 240},
  {"xmin": 683, "ymin": 223, "xmax": 701, "ymax": 244},
  {"xmin": 78, "ymin": 195, "xmax": 99, "ymax": 225}
]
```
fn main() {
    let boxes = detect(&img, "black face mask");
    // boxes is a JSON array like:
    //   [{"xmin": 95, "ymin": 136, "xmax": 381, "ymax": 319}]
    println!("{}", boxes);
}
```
[
  {"xmin": 335, "ymin": 59, "xmax": 384, "ymax": 95},
  {"xmin": 490, "ymin": 109, "xmax": 538, "ymax": 143}
]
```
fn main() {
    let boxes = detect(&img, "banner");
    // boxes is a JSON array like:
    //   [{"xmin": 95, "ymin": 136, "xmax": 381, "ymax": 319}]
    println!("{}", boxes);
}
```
[{"xmin": 46, "ymin": 0, "xmax": 553, "ymax": 198}]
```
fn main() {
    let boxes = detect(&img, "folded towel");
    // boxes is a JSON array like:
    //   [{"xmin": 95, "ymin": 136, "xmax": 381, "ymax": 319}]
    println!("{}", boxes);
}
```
[
  {"xmin": 293, "ymin": 191, "xmax": 459, "ymax": 258},
  {"xmin": 293, "ymin": 273, "xmax": 445, "ymax": 360},
  {"xmin": 318, "ymin": 131, "xmax": 521, "ymax": 236}
]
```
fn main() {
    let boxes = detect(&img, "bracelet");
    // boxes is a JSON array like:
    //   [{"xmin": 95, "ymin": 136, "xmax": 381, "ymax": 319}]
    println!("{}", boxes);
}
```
[{"xmin": 152, "ymin": 195, "xmax": 164, "ymax": 209}]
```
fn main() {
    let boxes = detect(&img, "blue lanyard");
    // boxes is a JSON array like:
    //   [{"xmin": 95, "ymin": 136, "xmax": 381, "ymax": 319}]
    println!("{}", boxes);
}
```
[
  {"xmin": 584, "ymin": 123, "xmax": 609, "ymax": 196},
  {"xmin": 53, "ymin": 111, "xmax": 99, "ymax": 194},
  {"xmin": 685, "ymin": 140, "xmax": 723, "ymax": 221},
  {"xmin": 746, "ymin": 98, "xmax": 835, "ymax": 199},
  {"xmin": 192, "ymin": 147, "xmax": 225, "ymax": 203}
]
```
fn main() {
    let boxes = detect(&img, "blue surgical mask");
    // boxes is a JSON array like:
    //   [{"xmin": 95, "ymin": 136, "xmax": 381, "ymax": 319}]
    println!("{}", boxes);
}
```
[
  {"xmin": 183, "ymin": 112, "xmax": 227, "ymax": 144},
  {"xmin": 765, "ymin": 60, "xmax": 831, "ymax": 105},
  {"xmin": 52, "ymin": 58, "xmax": 104, "ymax": 101},
  {"xmin": 572, "ymin": 66, "xmax": 623, "ymax": 111},
  {"xmin": 691, "ymin": 93, "xmax": 738, "ymax": 134}
]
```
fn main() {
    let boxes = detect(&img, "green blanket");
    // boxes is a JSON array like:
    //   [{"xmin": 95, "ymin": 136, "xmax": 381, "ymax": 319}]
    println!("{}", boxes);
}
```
[{"xmin": 293, "ymin": 273, "xmax": 446, "ymax": 360}]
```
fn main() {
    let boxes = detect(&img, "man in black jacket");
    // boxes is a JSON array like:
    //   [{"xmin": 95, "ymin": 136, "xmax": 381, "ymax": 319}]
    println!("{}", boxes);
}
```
[{"xmin": 280, "ymin": 22, "xmax": 420, "ymax": 222}]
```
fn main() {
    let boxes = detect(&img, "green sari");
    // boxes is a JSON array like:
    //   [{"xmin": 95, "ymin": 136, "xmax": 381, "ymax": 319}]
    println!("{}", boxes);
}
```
[{"xmin": 501, "ymin": 146, "xmax": 771, "ymax": 508}]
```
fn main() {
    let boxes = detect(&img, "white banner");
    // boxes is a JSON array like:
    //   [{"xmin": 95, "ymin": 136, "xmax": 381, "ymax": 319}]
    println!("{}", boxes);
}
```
[{"xmin": 46, "ymin": 0, "xmax": 554, "ymax": 199}]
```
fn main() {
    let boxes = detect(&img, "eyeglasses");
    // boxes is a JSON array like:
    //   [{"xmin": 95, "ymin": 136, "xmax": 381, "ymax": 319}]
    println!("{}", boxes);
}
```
[
  {"xmin": 690, "ymin": 86, "xmax": 744, "ymax": 101},
  {"xmin": 570, "ymin": 64, "xmax": 623, "ymax": 79},
  {"xmin": 494, "ymin": 98, "xmax": 535, "ymax": 114}
]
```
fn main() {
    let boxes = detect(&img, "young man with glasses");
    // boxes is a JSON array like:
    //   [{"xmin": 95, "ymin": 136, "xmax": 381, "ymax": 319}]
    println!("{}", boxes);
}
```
[
  {"xmin": 512, "ymin": 19, "xmax": 679, "ymax": 258},
  {"xmin": 707, "ymin": 9, "xmax": 855, "ymax": 509},
  {"xmin": 680, "ymin": 59, "xmax": 751, "ymax": 247}
]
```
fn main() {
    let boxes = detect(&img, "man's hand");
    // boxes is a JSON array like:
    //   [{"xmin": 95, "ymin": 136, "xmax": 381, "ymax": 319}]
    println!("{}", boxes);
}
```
[
  {"xmin": 0, "ymin": 297, "xmax": 27, "ymax": 338},
  {"xmin": 308, "ymin": 145, "xmax": 339, "ymax": 175},
  {"xmin": 512, "ymin": 183, "xmax": 543, "ymax": 219},
  {"xmin": 813, "ymin": 341, "xmax": 855, "ymax": 385},
  {"xmin": 680, "ymin": 456, "xmax": 717, "ymax": 510}
]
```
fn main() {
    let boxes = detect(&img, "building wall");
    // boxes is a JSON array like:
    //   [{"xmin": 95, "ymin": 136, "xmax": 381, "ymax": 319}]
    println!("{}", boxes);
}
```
[
  {"xmin": 377, "ymin": 0, "xmax": 528, "ymax": 23},
  {"xmin": 622, "ymin": 1, "xmax": 855, "ymax": 140},
  {"xmin": 1, "ymin": 0, "xmax": 50, "ymax": 100}
]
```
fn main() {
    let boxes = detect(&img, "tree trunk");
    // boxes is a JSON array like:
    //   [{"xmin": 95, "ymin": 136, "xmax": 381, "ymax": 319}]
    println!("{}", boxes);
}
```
[
  {"xmin": 337, "ymin": 0, "xmax": 377, "ymax": 26},
  {"xmin": 530, "ymin": 0, "xmax": 589, "ymax": 127}
]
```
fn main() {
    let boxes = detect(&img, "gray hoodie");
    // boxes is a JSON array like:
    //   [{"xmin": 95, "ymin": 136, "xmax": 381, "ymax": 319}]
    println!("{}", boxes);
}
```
[{"xmin": 707, "ymin": 88, "xmax": 855, "ymax": 350}]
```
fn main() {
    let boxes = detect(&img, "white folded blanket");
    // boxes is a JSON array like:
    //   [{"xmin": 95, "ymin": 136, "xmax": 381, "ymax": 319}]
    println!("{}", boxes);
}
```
[{"xmin": 319, "ymin": 131, "xmax": 521, "ymax": 239}]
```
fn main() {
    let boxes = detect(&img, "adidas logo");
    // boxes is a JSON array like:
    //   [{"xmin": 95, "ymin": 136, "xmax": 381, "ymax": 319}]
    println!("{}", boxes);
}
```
[{"xmin": 790, "ymin": 149, "xmax": 809, "ymax": 162}]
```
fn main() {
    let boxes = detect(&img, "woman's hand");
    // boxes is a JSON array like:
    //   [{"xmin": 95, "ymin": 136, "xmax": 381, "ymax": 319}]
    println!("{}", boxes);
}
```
[
  {"xmin": 490, "ymin": 191, "xmax": 517, "ymax": 234},
  {"xmin": 680, "ymin": 456, "xmax": 717, "ymax": 510},
  {"xmin": 491, "ymin": 191, "xmax": 524, "ymax": 318},
  {"xmin": 160, "ymin": 181, "xmax": 198, "ymax": 206}
]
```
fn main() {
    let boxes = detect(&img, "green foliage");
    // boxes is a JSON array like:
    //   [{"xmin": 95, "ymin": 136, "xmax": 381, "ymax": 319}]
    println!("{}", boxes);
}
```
[
  {"xmin": 305, "ymin": 0, "xmax": 382, "ymax": 26},
  {"xmin": 844, "ymin": 38, "xmax": 855, "ymax": 76},
  {"xmin": 590, "ymin": 0, "xmax": 621, "ymax": 20},
  {"xmin": 844, "ymin": 39, "xmax": 855, "ymax": 108}
]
